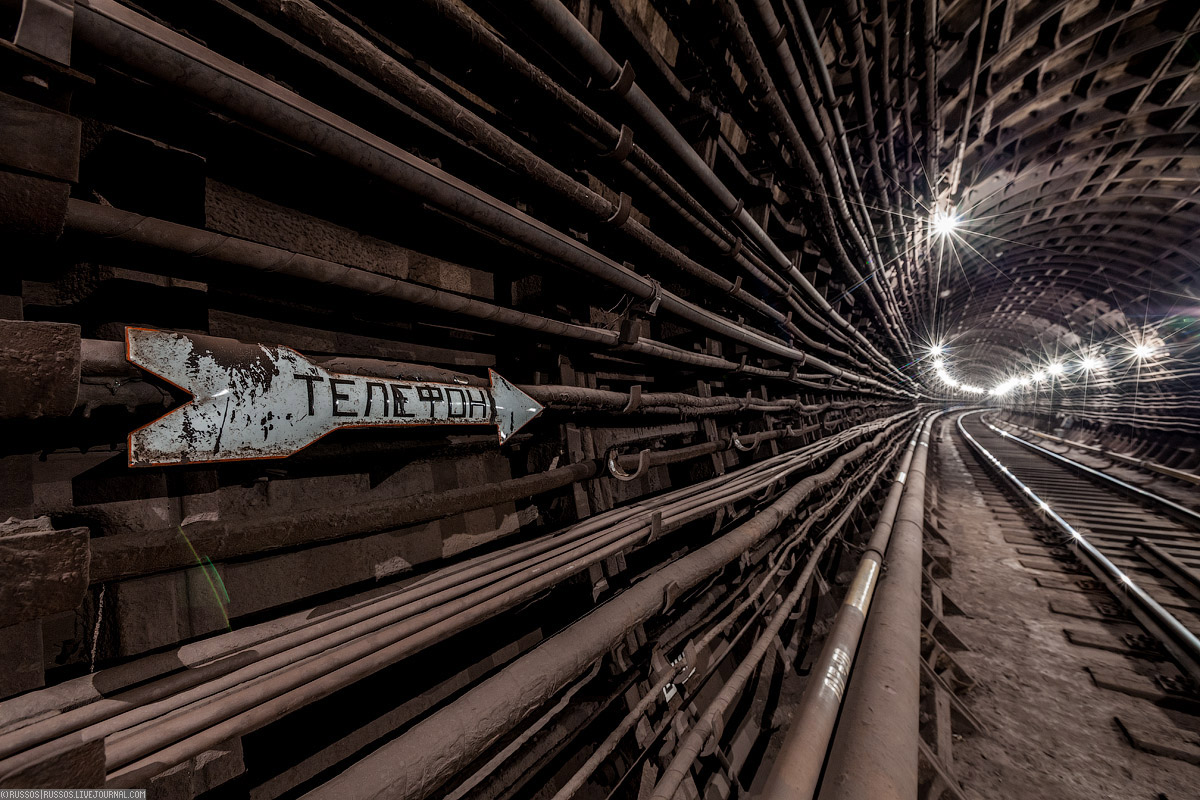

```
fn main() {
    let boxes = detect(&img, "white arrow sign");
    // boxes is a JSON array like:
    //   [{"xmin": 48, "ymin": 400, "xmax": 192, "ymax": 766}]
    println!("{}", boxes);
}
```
[{"xmin": 125, "ymin": 328, "xmax": 543, "ymax": 466}]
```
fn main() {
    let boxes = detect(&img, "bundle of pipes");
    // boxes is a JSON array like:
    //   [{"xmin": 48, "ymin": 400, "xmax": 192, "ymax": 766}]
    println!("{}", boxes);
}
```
[
  {"xmin": 67, "ymin": 0, "xmax": 917, "ymax": 397},
  {"xmin": 300, "ymin": 412, "xmax": 916, "ymax": 799},
  {"xmin": 0, "ymin": 412, "xmax": 911, "ymax": 790},
  {"xmin": 558, "ymin": 428, "xmax": 906, "ymax": 800}
]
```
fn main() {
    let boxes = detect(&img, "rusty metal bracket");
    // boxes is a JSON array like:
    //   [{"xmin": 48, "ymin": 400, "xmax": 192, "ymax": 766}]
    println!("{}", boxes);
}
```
[
  {"xmin": 607, "ymin": 447, "xmax": 651, "ymax": 482},
  {"xmin": 605, "ymin": 59, "xmax": 636, "ymax": 97},
  {"xmin": 606, "ymin": 191, "xmax": 632, "ymax": 227},
  {"xmin": 731, "ymin": 432, "xmax": 761, "ymax": 453},
  {"xmin": 600, "ymin": 123, "xmax": 634, "ymax": 161},
  {"xmin": 622, "ymin": 384, "xmax": 643, "ymax": 412}
]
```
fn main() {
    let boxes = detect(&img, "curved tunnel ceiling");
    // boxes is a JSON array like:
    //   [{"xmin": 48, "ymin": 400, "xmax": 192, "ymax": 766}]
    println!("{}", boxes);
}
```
[{"xmin": 927, "ymin": 0, "xmax": 1200, "ymax": 403}]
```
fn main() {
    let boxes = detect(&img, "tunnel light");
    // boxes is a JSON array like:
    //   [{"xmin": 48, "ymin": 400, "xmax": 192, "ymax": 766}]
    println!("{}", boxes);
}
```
[
  {"xmin": 932, "ymin": 358, "xmax": 945, "ymax": 370},
  {"xmin": 928, "ymin": 343, "xmax": 945, "ymax": 357},
  {"xmin": 1132, "ymin": 343, "xmax": 1156, "ymax": 359},
  {"xmin": 1079, "ymin": 356, "xmax": 1103, "ymax": 371},
  {"xmin": 1031, "ymin": 370, "xmax": 1046, "ymax": 382},
  {"xmin": 1046, "ymin": 362, "xmax": 1064, "ymax": 376},
  {"xmin": 931, "ymin": 210, "xmax": 960, "ymax": 237}
]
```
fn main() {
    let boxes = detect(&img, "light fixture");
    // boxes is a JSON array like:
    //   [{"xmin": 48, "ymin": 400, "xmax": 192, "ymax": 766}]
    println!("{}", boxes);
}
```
[
  {"xmin": 1031, "ymin": 370, "xmax": 1046, "ymax": 381},
  {"xmin": 1132, "ymin": 343, "xmax": 1156, "ymax": 359},
  {"xmin": 931, "ymin": 210, "xmax": 960, "ymax": 236},
  {"xmin": 932, "ymin": 358, "xmax": 945, "ymax": 370},
  {"xmin": 1047, "ymin": 362, "xmax": 1064, "ymax": 376},
  {"xmin": 1079, "ymin": 356, "xmax": 1103, "ymax": 371},
  {"xmin": 929, "ymin": 343, "xmax": 945, "ymax": 357}
]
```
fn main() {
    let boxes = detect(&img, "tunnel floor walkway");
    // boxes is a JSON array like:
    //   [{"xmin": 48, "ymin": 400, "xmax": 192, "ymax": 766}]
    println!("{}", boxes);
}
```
[{"xmin": 932, "ymin": 417, "xmax": 1200, "ymax": 800}]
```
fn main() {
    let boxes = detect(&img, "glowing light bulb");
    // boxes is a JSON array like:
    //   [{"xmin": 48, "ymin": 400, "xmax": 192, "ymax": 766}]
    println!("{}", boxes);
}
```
[
  {"xmin": 929, "ymin": 343, "xmax": 944, "ymax": 357},
  {"xmin": 1031, "ymin": 370, "xmax": 1046, "ymax": 382},
  {"xmin": 1079, "ymin": 356, "xmax": 1103, "ymax": 371},
  {"xmin": 931, "ymin": 211, "xmax": 960, "ymax": 236},
  {"xmin": 1047, "ymin": 362, "xmax": 1064, "ymax": 376},
  {"xmin": 1132, "ymin": 343, "xmax": 1155, "ymax": 359}
]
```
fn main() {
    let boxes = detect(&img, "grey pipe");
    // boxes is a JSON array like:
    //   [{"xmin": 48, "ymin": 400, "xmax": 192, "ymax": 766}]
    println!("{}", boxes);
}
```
[
  {"xmin": 817, "ymin": 410, "xmax": 938, "ymax": 800},
  {"xmin": 758, "ymin": 411, "xmax": 934, "ymax": 799}
]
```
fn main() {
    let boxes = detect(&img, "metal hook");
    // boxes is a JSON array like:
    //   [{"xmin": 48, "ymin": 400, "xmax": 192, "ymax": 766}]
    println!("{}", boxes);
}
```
[
  {"xmin": 732, "ymin": 433, "xmax": 761, "ymax": 453},
  {"xmin": 607, "ymin": 447, "xmax": 652, "ymax": 482}
]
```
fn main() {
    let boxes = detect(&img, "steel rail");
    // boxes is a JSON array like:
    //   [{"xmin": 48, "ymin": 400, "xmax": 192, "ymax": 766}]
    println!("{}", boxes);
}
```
[
  {"xmin": 998, "ymin": 420, "xmax": 1200, "ymax": 487},
  {"xmin": 758, "ymin": 411, "xmax": 937, "ymax": 799},
  {"xmin": 980, "ymin": 416, "xmax": 1200, "ymax": 530},
  {"xmin": 956, "ymin": 410, "xmax": 1200, "ymax": 684}
]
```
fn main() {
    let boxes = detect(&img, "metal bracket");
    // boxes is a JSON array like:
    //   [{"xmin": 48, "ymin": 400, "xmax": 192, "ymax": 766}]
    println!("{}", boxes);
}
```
[
  {"xmin": 600, "ymin": 123, "xmax": 635, "ymax": 162},
  {"xmin": 606, "ymin": 192, "xmax": 632, "ymax": 227},
  {"xmin": 605, "ymin": 59, "xmax": 636, "ymax": 97},
  {"xmin": 607, "ymin": 447, "xmax": 651, "ymax": 482}
]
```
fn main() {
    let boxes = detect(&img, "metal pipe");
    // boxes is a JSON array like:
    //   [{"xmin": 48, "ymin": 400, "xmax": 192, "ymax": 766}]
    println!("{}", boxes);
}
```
[
  {"xmin": 244, "ymin": 0, "xmax": 834, "ymax": 361},
  {"xmin": 817, "ymin": 410, "xmax": 938, "ymax": 800},
  {"xmin": 709, "ymin": 0, "xmax": 909, "ymax": 352},
  {"xmin": 297, "ymin": 418, "xmax": 910, "ymax": 800},
  {"xmin": 758, "ymin": 412, "xmax": 933, "ymax": 799},
  {"xmin": 70, "ymin": 0, "xmax": 905, "ymax": 393},
  {"xmin": 63, "ymin": 200, "xmax": 894, "ymax": 391},
  {"xmin": 0, "ymin": 415, "xmax": 902, "ymax": 780},
  {"xmin": 648, "ymin": 435, "xmax": 903, "ymax": 800},
  {"xmin": 522, "ymin": 0, "xmax": 907, "ymax": 380},
  {"xmin": 407, "ymin": 0, "xmax": 872, "ymax": 365}
]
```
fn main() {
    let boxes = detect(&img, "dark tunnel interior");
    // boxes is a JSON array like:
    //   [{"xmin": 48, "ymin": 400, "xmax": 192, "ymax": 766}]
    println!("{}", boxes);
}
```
[{"xmin": 0, "ymin": 1, "xmax": 1198, "ymax": 799}]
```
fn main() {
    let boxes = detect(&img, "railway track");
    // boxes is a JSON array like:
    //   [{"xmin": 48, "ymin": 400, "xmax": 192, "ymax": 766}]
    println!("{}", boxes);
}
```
[{"xmin": 956, "ymin": 410, "xmax": 1200, "ymax": 684}]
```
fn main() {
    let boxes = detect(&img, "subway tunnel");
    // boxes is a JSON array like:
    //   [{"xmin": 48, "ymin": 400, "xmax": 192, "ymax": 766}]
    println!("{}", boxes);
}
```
[{"xmin": 0, "ymin": 0, "xmax": 1198, "ymax": 798}]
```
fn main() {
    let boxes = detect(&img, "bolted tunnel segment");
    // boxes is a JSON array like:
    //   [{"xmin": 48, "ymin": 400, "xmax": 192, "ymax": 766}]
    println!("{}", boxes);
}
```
[{"xmin": 0, "ymin": 1, "xmax": 1198, "ymax": 799}]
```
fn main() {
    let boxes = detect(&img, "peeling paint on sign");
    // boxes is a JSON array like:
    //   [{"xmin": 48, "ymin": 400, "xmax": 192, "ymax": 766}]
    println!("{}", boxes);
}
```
[{"xmin": 125, "ymin": 328, "xmax": 543, "ymax": 466}]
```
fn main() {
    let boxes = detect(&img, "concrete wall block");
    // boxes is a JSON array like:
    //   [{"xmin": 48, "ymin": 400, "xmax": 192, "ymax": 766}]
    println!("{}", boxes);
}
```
[
  {"xmin": 0, "ymin": 320, "xmax": 80, "ymax": 419},
  {"xmin": 0, "ymin": 517, "xmax": 90, "ymax": 628}
]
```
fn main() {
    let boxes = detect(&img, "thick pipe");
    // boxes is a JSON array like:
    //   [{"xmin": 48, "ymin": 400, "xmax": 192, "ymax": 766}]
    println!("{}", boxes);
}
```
[
  {"xmin": 0, "ymin": 416, "xmax": 899, "ymax": 778},
  {"xmin": 817, "ymin": 410, "xmax": 937, "ymax": 800},
  {"xmin": 758, "ymin": 412, "xmax": 933, "ymax": 799},
  {"xmin": 709, "ymin": 0, "xmax": 909, "ymax": 351},
  {"xmin": 245, "ymin": 0, "xmax": 871, "ymax": 373},
  {"xmin": 299, "ymin": 418, "xmax": 910, "ymax": 800},
  {"xmin": 407, "ymin": 0, "xmax": 870, "ymax": 366},
  {"xmin": 648, "ymin": 436, "xmax": 902, "ymax": 800}
]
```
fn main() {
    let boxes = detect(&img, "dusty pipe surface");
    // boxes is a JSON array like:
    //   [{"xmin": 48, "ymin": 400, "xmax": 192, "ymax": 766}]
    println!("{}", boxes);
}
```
[
  {"xmin": 758, "ymin": 412, "xmax": 935, "ymax": 799},
  {"xmin": 817, "ymin": 412, "xmax": 937, "ymax": 800}
]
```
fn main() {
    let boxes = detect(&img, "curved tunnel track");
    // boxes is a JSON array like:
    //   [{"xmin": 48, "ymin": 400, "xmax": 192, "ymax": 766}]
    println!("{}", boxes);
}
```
[{"xmin": 957, "ymin": 411, "xmax": 1200, "ymax": 683}]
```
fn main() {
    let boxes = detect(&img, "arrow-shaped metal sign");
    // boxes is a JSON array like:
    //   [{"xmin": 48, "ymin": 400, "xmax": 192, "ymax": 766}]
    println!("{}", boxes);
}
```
[{"xmin": 125, "ymin": 328, "xmax": 543, "ymax": 467}]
